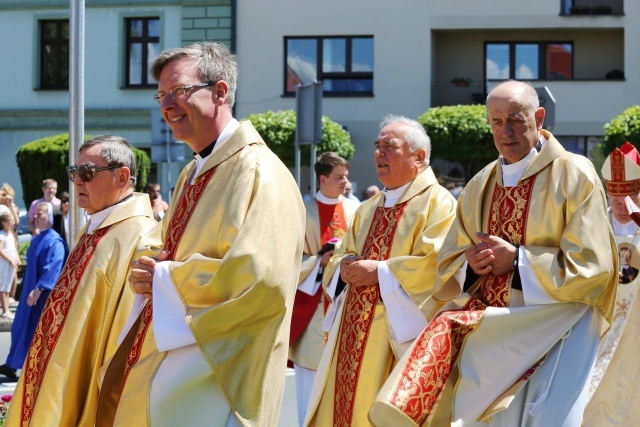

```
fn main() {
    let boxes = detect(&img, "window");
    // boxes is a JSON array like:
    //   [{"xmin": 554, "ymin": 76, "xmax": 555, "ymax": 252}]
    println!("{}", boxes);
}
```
[
  {"xmin": 40, "ymin": 20, "xmax": 69, "ymax": 89},
  {"xmin": 125, "ymin": 17, "xmax": 160, "ymax": 87},
  {"xmin": 485, "ymin": 42, "xmax": 573, "ymax": 81},
  {"xmin": 285, "ymin": 36, "xmax": 373, "ymax": 96}
]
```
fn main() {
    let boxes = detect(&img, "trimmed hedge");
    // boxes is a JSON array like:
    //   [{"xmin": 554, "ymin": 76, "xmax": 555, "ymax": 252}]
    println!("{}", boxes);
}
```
[
  {"xmin": 16, "ymin": 134, "xmax": 150, "ymax": 207},
  {"xmin": 244, "ymin": 110, "xmax": 354, "ymax": 167}
]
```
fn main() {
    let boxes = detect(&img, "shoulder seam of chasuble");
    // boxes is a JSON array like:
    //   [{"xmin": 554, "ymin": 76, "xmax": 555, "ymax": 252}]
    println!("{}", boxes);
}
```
[
  {"xmin": 20, "ymin": 226, "xmax": 111, "ymax": 424},
  {"xmin": 333, "ymin": 201, "xmax": 409, "ymax": 426}
]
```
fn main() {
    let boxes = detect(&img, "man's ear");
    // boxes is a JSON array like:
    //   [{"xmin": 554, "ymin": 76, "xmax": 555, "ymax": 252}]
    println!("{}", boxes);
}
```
[
  {"xmin": 117, "ymin": 167, "xmax": 132, "ymax": 188},
  {"xmin": 415, "ymin": 148, "xmax": 427, "ymax": 166},
  {"xmin": 214, "ymin": 80, "xmax": 229, "ymax": 102}
]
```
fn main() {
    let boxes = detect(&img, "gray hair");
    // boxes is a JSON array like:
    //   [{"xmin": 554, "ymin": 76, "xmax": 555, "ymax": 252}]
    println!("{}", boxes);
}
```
[
  {"xmin": 79, "ymin": 135, "xmax": 137, "ymax": 187},
  {"xmin": 151, "ymin": 41, "xmax": 238, "ymax": 109},
  {"xmin": 379, "ymin": 114, "xmax": 431, "ymax": 163},
  {"xmin": 487, "ymin": 80, "xmax": 540, "ymax": 113}
]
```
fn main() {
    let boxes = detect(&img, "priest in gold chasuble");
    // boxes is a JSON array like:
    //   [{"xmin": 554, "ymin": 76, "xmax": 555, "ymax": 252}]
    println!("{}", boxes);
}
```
[
  {"xmin": 96, "ymin": 42, "xmax": 305, "ymax": 427},
  {"xmin": 6, "ymin": 136, "xmax": 157, "ymax": 427},
  {"xmin": 370, "ymin": 81, "xmax": 617, "ymax": 427},
  {"xmin": 290, "ymin": 152, "xmax": 359, "ymax": 427},
  {"xmin": 304, "ymin": 116, "xmax": 456, "ymax": 427},
  {"xmin": 584, "ymin": 142, "xmax": 640, "ymax": 426}
]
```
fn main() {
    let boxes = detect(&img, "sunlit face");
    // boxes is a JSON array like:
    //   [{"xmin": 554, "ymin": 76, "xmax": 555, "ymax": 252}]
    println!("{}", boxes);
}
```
[
  {"xmin": 72, "ymin": 144, "xmax": 125, "ymax": 215},
  {"xmin": 374, "ymin": 123, "xmax": 423, "ymax": 190},
  {"xmin": 34, "ymin": 204, "xmax": 50, "ymax": 231},
  {"xmin": 610, "ymin": 193, "xmax": 640, "ymax": 224},
  {"xmin": 157, "ymin": 57, "xmax": 218, "ymax": 152},
  {"xmin": 43, "ymin": 183, "xmax": 57, "ymax": 201},
  {"xmin": 320, "ymin": 166, "xmax": 349, "ymax": 199},
  {"xmin": 487, "ymin": 85, "xmax": 545, "ymax": 164},
  {"xmin": 2, "ymin": 215, "xmax": 14, "ymax": 230}
]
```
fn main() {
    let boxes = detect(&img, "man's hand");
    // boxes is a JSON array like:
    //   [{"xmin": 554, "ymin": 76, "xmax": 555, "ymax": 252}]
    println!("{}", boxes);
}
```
[
  {"xmin": 129, "ymin": 251, "xmax": 169, "ymax": 300},
  {"xmin": 339, "ymin": 255, "xmax": 362, "ymax": 283},
  {"xmin": 320, "ymin": 250, "xmax": 333, "ymax": 267},
  {"xmin": 344, "ymin": 259, "xmax": 379, "ymax": 288},
  {"xmin": 465, "ymin": 232, "xmax": 517, "ymax": 277}
]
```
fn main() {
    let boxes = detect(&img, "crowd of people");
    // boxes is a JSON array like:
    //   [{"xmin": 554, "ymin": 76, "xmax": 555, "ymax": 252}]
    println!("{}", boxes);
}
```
[{"xmin": 0, "ymin": 41, "xmax": 636, "ymax": 427}]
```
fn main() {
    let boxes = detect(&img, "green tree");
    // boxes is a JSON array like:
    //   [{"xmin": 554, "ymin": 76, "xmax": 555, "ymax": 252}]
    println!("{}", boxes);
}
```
[
  {"xmin": 417, "ymin": 104, "xmax": 495, "ymax": 181},
  {"xmin": 16, "ymin": 134, "xmax": 150, "ymax": 207},
  {"xmin": 595, "ymin": 106, "xmax": 640, "ymax": 176},
  {"xmin": 244, "ymin": 110, "xmax": 354, "ymax": 167}
]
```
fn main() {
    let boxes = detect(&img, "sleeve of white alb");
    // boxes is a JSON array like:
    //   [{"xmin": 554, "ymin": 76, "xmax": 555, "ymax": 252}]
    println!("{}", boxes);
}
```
[
  {"xmin": 298, "ymin": 258, "xmax": 322, "ymax": 296},
  {"xmin": 378, "ymin": 261, "xmax": 428, "ymax": 343},
  {"xmin": 152, "ymin": 260, "xmax": 197, "ymax": 351},
  {"xmin": 325, "ymin": 265, "xmax": 341, "ymax": 301},
  {"xmin": 520, "ymin": 246, "xmax": 558, "ymax": 305}
]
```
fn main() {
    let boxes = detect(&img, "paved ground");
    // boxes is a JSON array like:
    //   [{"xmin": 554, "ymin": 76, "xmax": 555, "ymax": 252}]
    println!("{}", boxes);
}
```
[{"xmin": 0, "ymin": 311, "xmax": 299, "ymax": 426}]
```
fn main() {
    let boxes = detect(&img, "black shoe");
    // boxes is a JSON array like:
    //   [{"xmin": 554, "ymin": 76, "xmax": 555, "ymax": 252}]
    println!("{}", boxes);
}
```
[{"xmin": 0, "ymin": 364, "xmax": 18, "ymax": 380}]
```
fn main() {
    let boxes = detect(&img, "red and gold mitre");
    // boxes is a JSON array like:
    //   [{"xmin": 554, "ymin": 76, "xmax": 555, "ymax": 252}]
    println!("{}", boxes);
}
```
[{"xmin": 602, "ymin": 142, "xmax": 640, "ymax": 196}]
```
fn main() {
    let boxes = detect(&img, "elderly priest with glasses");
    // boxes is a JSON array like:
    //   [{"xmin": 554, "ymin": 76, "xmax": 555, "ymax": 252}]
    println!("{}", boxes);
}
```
[{"xmin": 5, "ymin": 135, "xmax": 157, "ymax": 427}]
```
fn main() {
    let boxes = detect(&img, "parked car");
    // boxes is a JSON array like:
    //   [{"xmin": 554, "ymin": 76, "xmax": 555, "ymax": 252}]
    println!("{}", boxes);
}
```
[{"xmin": 18, "ymin": 209, "xmax": 31, "ymax": 244}]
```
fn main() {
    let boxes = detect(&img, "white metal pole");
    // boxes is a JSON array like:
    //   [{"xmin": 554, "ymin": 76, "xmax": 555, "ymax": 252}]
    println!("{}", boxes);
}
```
[{"xmin": 69, "ymin": 0, "xmax": 85, "ymax": 248}]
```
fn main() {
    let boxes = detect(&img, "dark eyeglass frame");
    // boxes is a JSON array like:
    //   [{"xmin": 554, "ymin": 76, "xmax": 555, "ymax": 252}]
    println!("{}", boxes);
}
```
[
  {"xmin": 66, "ymin": 164, "xmax": 121, "ymax": 182},
  {"xmin": 153, "ymin": 82, "xmax": 216, "ymax": 104}
]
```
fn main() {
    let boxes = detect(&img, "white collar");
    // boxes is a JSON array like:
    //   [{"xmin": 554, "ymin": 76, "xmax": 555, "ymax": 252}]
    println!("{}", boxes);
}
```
[
  {"xmin": 193, "ymin": 118, "xmax": 240, "ymax": 181},
  {"xmin": 316, "ymin": 191, "xmax": 342, "ymax": 205},
  {"xmin": 87, "ymin": 194, "xmax": 134, "ymax": 234},
  {"xmin": 502, "ymin": 135, "xmax": 547, "ymax": 187},
  {"xmin": 382, "ymin": 181, "xmax": 412, "ymax": 208}
]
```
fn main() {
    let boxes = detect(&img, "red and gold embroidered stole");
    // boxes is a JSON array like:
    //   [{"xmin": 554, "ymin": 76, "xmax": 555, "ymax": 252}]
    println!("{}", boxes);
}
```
[
  {"xmin": 20, "ymin": 227, "xmax": 110, "ymax": 426},
  {"xmin": 386, "ymin": 175, "xmax": 537, "ymax": 425},
  {"xmin": 120, "ymin": 166, "xmax": 217, "ymax": 388},
  {"xmin": 290, "ymin": 201, "xmax": 349, "ymax": 346},
  {"xmin": 333, "ymin": 201, "xmax": 408, "ymax": 427}
]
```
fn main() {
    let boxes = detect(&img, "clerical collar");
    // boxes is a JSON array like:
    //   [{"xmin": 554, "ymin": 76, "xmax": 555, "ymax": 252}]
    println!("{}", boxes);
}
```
[
  {"xmin": 87, "ymin": 193, "xmax": 134, "ymax": 234},
  {"xmin": 192, "ymin": 119, "xmax": 240, "ymax": 183},
  {"xmin": 195, "ymin": 139, "xmax": 217, "ymax": 159},
  {"xmin": 382, "ymin": 180, "xmax": 412, "ymax": 208},
  {"xmin": 502, "ymin": 135, "xmax": 547, "ymax": 187},
  {"xmin": 316, "ymin": 190, "xmax": 342, "ymax": 205}
]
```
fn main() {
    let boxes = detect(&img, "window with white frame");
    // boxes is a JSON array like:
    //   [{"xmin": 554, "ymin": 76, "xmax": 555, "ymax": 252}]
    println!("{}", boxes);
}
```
[
  {"xmin": 125, "ymin": 17, "xmax": 160, "ymax": 87},
  {"xmin": 486, "ymin": 42, "xmax": 573, "ymax": 81},
  {"xmin": 40, "ymin": 19, "xmax": 69, "ymax": 89}
]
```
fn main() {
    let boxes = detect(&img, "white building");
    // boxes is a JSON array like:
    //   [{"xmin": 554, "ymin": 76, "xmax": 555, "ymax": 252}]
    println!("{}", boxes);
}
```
[{"xmin": 235, "ymin": 0, "xmax": 636, "ymax": 196}]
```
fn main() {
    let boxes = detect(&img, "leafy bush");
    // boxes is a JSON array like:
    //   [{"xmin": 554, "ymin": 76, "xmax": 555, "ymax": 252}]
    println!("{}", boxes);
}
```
[
  {"xmin": 16, "ymin": 134, "xmax": 150, "ymax": 207},
  {"xmin": 244, "ymin": 110, "xmax": 354, "ymax": 167},
  {"xmin": 595, "ymin": 106, "xmax": 640, "ymax": 176},
  {"xmin": 418, "ymin": 104, "xmax": 495, "ymax": 180}
]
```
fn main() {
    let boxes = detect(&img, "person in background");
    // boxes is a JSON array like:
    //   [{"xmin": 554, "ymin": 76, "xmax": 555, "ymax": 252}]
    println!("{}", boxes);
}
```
[
  {"xmin": 343, "ymin": 179, "xmax": 360, "ymax": 203},
  {"xmin": 583, "ymin": 141, "xmax": 640, "ymax": 425},
  {"xmin": 97, "ymin": 41, "xmax": 305, "ymax": 427},
  {"xmin": 289, "ymin": 151, "xmax": 359, "ymax": 426},
  {"xmin": 58, "ymin": 192, "xmax": 70, "ymax": 245},
  {"xmin": 4, "ymin": 135, "xmax": 156, "ymax": 427},
  {"xmin": 305, "ymin": 115, "xmax": 456, "ymax": 426},
  {"xmin": 0, "ymin": 202, "xmax": 67, "ymax": 382},
  {"xmin": 0, "ymin": 184, "xmax": 20, "ymax": 227},
  {"xmin": 365, "ymin": 184, "xmax": 381, "ymax": 199},
  {"xmin": 27, "ymin": 179, "xmax": 60, "ymax": 236},
  {"xmin": 0, "ymin": 212, "xmax": 19, "ymax": 319},
  {"xmin": 370, "ymin": 80, "xmax": 616, "ymax": 427},
  {"xmin": 145, "ymin": 182, "xmax": 169, "ymax": 221}
]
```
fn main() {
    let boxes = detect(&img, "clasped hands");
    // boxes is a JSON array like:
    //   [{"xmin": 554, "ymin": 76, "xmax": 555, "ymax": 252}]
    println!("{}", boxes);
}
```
[
  {"xmin": 339, "ymin": 255, "xmax": 379, "ymax": 288},
  {"xmin": 129, "ymin": 251, "xmax": 169, "ymax": 300},
  {"xmin": 465, "ymin": 232, "xmax": 518, "ymax": 277}
]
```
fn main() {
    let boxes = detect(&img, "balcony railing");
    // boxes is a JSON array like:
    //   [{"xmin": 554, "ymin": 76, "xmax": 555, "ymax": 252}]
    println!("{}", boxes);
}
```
[
  {"xmin": 431, "ymin": 82, "xmax": 486, "ymax": 107},
  {"xmin": 561, "ymin": 0, "xmax": 623, "ymax": 16}
]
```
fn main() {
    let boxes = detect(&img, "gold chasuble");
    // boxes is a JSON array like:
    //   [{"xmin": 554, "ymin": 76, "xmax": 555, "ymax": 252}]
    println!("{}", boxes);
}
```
[
  {"xmin": 6, "ymin": 194, "xmax": 156, "ymax": 427},
  {"xmin": 98, "ymin": 121, "xmax": 305, "ymax": 427},
  {"xmin": 305, "ymin": 167, "xmax": 456, "ymax": 427},
  {"xmin": 370, "ymin": 131, "xmax": 617, "ymax": 427},
  {"xmin": 289, "ymin": 196, "xmax": 359, "ymax": 370}
]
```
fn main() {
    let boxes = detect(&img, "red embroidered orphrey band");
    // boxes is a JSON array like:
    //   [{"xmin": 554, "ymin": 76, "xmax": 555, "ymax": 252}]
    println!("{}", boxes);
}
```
[
  {"xmin": 20, "ymin": 227, "xmax": 111, "ymax": 425},
  {"xmin": 387, "ymin": 175, "xmax": 537, "ymax": 425},
  {"xmin": 119, "ymin": 166, "xmax": 217, "ymax": 392},
  {"xmin": 605, "ymin": 149, "xmax": 640, "ymax": 195},
  {"xmin": 333, "ymin": 201, "xmax": 409, "ymax": 427}
]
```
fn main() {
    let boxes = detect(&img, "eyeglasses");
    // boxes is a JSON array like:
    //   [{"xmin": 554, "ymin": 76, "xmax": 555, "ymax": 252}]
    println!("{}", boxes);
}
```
[
  {"xmin": 153, "ymin": 82, "xmax": 215, "ymax": 104},
  {"xmin": 66, "ymin": 163, "xmax": 121, "ymax": 182}
]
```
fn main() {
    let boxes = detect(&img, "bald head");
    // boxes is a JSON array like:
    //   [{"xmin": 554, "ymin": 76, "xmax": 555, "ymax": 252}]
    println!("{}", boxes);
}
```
[{"xmin": 487, "ymin": 81, "xmax": 540, "ymax": 114}]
